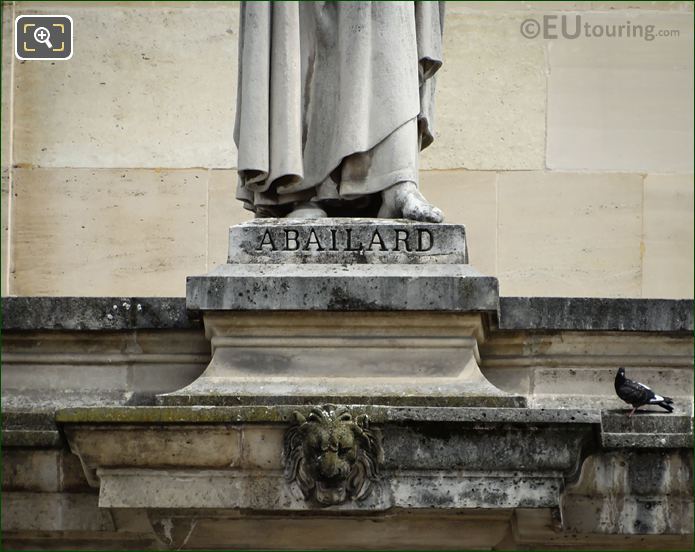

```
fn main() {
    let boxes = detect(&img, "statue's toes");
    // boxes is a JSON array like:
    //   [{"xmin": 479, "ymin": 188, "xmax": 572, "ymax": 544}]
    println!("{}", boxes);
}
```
[
  {"xmin": 426, "ymin": 206, "xmax": 444, "ymax": 223},
  {"xmin": 403, "ymin": 202, "xmax": 444, "ymax": 223}
]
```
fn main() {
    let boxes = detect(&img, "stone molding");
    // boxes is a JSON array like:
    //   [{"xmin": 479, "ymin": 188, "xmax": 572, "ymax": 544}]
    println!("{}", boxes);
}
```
[
  {"xmin": 54, "ymin": 405, "xmax": 692, "ymax": 514},
  {"xmin": 3, "ymin": 296, "xmax": 692, "ymax": 332},
  {"xmin": 498, "ymin": 297, "xmax": 694, "ymax": 332},
  {"xmin": 58, "ymin": 405, "xmax": 592, "ymax": 511},
  {"xmin": 157, "ymin": 310, "xmax": 523, "ymax": 408}
]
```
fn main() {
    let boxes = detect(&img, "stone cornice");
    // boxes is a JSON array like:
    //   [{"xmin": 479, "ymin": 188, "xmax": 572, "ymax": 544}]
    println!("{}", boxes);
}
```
[{"xmin": 3, "ymin": 296, "xmax": 692, "ymax": 332}]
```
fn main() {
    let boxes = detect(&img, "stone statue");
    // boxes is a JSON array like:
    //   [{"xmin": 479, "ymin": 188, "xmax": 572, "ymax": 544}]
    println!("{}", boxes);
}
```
[{"xmin": 234, "ymin": 1, "xmax": 445, "ymax": 222}]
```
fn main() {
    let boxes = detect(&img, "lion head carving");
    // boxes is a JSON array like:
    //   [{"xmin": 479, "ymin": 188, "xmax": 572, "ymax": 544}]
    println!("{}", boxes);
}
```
[{"xmin": 284, "ymin": 404, "xmax": 384, "ymax": 505}]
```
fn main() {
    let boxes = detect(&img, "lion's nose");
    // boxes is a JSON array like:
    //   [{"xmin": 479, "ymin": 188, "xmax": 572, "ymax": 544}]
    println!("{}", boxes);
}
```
[{"xmin": 319, "ymin": 452, "xmax": 345, "ymax": 479}]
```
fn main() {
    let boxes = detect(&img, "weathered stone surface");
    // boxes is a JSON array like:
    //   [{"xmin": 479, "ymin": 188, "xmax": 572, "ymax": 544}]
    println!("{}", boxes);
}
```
[
  {"xmin": 60, "ymin": 407, "xmax": 593, "ymax": 511},
  {"xmin": 147, "ymin": 510, "xmax": 514, "ymax": 551},
  {"xmin": 168, "ymin": 362, "xmax": 514, "ymax": 408},
  {"xmin": 54, "ymin": 405, "xmax": 689, "ymax": 462},
  {"xmin": 1, "ymin": 405, "xmax": 65, "ymax": 447},
  {"xmin": 0, "ymin": 8, "xmax": 10, "ymax": 171},
  {"xmin": 383, "ymin": 423, "xmax": 590, "ymax": 474},
  {"xmin": 187, "ymin": 264, "xmax": 498, "ymax": 312},
  {"xmin": 497, "ymin": 171, "xmax": 643, "ymax": 297},
  {"xmin": 52, "ymin": 405, "xmax": 595, "ymax": 425},
  {"xmin": 448, "ymin": 2, "xmax": 693, "ymax": 11},
  {"xmin": 563, "ymin": 450, "xmax": 694, "ymax": 535},
  {"xmin": 2, "ymin": 450, "xmax": 61, "ymax": 493},
  {"xmin": 11, "ymin": 167, "xmax": 207, "ymax": 296},
  {"xmin": 97, "ymin": 469, "xmax": 563, "ymax": 511},
  {"xmin": 642, "ymin": 175, "xmax": 695, "ymax": 299},
  {"xmin": 161, "ymin": 381, "xmax": 523, "ymax": 408},
  {"xmin": 3, "ymin": 298, "xmax": 691, "ymax": 436},
  {"xmin": 240, "ymin": 426, "xmax": 285, "ymax": 470},
  {"xmin": 601, "ymin": 411, "xmax": 694, "ymax": 448},
  {"xmin": 228, "ymin": 219, "xmax": 468, "ymax": 265},
  {"xmin": 1, "ymin": 492, "xmax": 114, "ymax": 532},
  {"xmin": 2, "ymin": 429, "xmax": 64, "ymax": 448},
  {"xmin": 12, "ymin": 4, "xmax": 239, "ymax": 169},
  {"xmin": 497, "ymin": 297, "xmax": 694, "ymax": 332},
  {"xmin": 191, "ymin": 219, "xmax": 489, "ymax": 312},
  {"xmin": 419, "ymin": 10, "xmax": 546, "ymax": 170},
  {"xmin": 482, "ymin": 330, "xmax": 693, "ymax": 415},
  {"xmin": 1, "ymin": 328, "xmax": 210, "ymax": 448},
  {"xmin": 65, "ymin": 425, "xmax": 242, "ymax": 475},
  {"xmin": 161, "ymin": 311, "xmax": 522, "ymax": 408},
  {"xmin": 1, "ymin": 297, "xmax": 198, "ymax": 331},
  {"xmin": 48, "ymin": 403, "xmax": 694, "ymax": 529},
  {"xmin": 2, "ymin": 449, "xmax": 88, "ymax": 492},
  {"xmin": 208, "ymin": 169, "xmax": 253, "ymax": 269},
  {"xmin": 2, "ymin": 332, "xmax": 209, "ymax": 398},
  {"xmin": 546, "ymin": 12, "xmax": 694, "ymax": 172},
  {"xmin": 4, "ymin": 295, "xmax": 692, "ymax": 332},
  {"xmin": 419, "ymin": 171, "xmax": 497, "ymax": 275},
  {"xmin": 1, "ymin": 168, "xmax": 9, "ymax": 297}
]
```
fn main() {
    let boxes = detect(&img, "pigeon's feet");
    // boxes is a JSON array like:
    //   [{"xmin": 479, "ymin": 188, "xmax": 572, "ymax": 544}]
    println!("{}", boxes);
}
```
[
  {"xmin": 379, "ymin": 181, "xmax": 444, "ymax": 223},
  {"xmin": 286, "ymin": 202, "xmax": 328, "ymax": 219}
]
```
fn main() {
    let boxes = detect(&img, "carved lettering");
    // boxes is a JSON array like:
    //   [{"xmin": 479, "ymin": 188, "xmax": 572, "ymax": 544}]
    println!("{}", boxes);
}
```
[
  {"xmin": 252, "ymin": 226, "xmax": 436, "ymax": 254},
  {"xmin": 417, "ymin": 228, "xmax": 433, "ymax": 252},
  {"xmin": 329, "ymin": 228, "xmax": 338, "ymax": 251},
  {"xmin": 303, "ymin": 228, "xmax": 325, "ymax": 251},
  {"xmin": 367, "ymin": 229, "xmax": 387, "ymax": 251},
  {"xmin": 256, "ymin": 229, "xmax": 276, "ymax": 251},
  {"xmin": 284, "ymin": 229, "xmax": 300, "ymax": 251},
  {"xmin": 394, "ymin": 229, "xmax": 411, "ymax": 252},
  {"xmin": 345, "ymin": 228, "xmax": 363, "ymax": 251}
]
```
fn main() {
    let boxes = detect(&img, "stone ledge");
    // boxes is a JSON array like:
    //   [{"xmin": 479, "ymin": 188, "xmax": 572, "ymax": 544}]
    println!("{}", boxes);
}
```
[
  {"xmin": 53, "ymin": 405, "xmax": 693, "ymax": 441},
  {"xmin": 2, "ymin": 429, "xmax": 62, "ymax": 448},
  {"xmin": 601, "ymin": 410, "xmax": 694, "ymax": 448},
  {"xmin": 498, "ymin": 297, "xmax": 694, "ymax": 332},
  {"xmin": 59, "ymin": 407, "xmax": 592, "ymax": 511},
  {"xmin": 3, "ymin": 296, "xmax": 692, "ymax": 331},
  {"xmin": 186, "ymin": 264, "xmax": 499, "ymax": 311},
  {"xmin": 54, "ymin": 405, "xmax": 598, "ymax": 425},
  {"xmin": 2, "ymin": 410, "xmax": 64, "ymax": 447},
  {"xmin": 53, "ymin": 405, "xmax": 693, "ymax": 516},
  {"xmin": 49, "ymin": 406, "xmax": 693, "ymax": 452},
  {"xmin": 1, "ymin": 296, "xmax": 200, "ymax": 331}
]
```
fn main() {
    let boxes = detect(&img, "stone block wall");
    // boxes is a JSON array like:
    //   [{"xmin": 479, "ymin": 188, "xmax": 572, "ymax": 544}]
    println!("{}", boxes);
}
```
[{"xmin": 1, "ymin": 1, "xmax": 693, "ymax": 298}]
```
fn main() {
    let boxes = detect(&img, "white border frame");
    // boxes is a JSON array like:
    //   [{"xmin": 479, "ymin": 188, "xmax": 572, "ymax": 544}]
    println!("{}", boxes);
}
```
[{"xmin": 15, "ymin": 14, "xmax": 74, "ymax": 61}]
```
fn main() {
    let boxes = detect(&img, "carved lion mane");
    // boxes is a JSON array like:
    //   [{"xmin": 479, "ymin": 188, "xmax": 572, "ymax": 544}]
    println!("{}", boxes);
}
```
[{"xmin": 284, "ymin": 404, "xmax": 384, "ymax": 506}]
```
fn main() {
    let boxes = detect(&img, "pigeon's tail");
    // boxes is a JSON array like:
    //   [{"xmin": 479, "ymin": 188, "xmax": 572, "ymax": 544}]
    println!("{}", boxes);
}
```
[{"xmin": 652, "ymin": 396, "xmax": 674, "ymax": 413}]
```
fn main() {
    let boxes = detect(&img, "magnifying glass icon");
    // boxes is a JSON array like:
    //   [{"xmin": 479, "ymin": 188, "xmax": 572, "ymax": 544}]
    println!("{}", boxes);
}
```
[{"xmin": 33, "ymin": 26, "xmax": 53, "ymax": 49}]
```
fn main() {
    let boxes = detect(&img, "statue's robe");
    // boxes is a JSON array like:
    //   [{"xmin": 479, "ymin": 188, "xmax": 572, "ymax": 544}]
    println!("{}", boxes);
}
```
[{"xmin": 234, "ymin": 1, "xmax": 444, "ymax": 215}]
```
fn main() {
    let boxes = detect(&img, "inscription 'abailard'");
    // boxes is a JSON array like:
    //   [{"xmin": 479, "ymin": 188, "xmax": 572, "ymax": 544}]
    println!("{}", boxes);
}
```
[{"xmin": 255, "ymin": 227, "xmax": 434, "ymax": 253}]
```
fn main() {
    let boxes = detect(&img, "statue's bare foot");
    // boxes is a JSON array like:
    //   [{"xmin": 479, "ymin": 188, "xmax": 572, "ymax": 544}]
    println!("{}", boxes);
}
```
[
  {"xmin": 379, "ymin": 181, "xmax": 444, "ymax": 223},
  {"xmin": 286, "ymin": 202, "xmax": 328, "ymax": 219}
]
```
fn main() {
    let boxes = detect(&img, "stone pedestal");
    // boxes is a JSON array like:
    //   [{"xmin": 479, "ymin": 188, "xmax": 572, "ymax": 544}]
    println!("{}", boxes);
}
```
[
  {"xmin": 166, "ymin": 219, "xmax": 523, "ymax": 407},
  {"xmin": 3, "ymin": 293, "xmax": 692, "ymax": 549}
]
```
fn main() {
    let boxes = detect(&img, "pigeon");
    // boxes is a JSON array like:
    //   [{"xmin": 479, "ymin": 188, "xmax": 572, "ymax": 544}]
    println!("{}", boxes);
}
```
[{"xmin": 614, "ymin": 367, "xmax": 674, "ymax": 417}]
